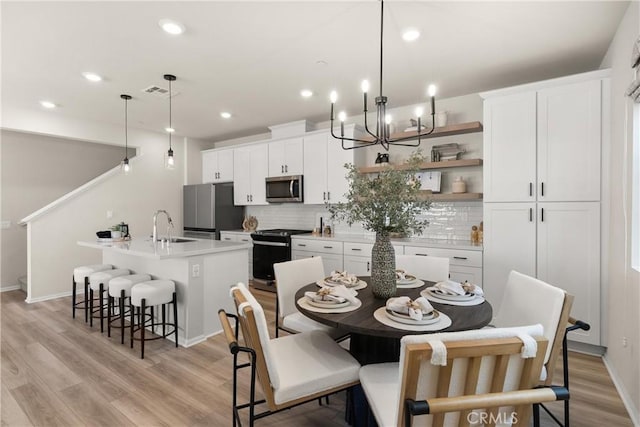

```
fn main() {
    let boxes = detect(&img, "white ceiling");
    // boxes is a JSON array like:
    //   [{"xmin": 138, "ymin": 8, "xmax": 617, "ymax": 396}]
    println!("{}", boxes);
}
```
[{"xmin": 1, "ymin": 1, "xmax": 629, "ymax": 143}]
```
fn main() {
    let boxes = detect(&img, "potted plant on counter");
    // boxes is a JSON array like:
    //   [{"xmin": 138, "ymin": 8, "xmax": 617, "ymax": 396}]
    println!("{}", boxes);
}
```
[{"xmin": 328, "ymin": 151, "xmax": 431, "ymax": 298}]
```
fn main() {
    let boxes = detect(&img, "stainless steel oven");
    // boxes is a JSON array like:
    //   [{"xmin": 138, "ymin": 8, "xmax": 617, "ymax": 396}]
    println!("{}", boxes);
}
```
[{"xmin": 251, "ymin": 229, "xmax": 311, "ymax": 291}]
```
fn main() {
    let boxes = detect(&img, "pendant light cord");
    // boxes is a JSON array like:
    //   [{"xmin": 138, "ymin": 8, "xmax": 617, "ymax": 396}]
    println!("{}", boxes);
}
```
[
  {"xmin": 168, "ymin": 79, "xmax": 172, "ymax": 151},
  {"xmin": 379, "ymin": 0, "xmax": 384, "ymax": 99},
  {"xmin": 124, "ymin": 97, "xmax": 128, "ymax": 157}
]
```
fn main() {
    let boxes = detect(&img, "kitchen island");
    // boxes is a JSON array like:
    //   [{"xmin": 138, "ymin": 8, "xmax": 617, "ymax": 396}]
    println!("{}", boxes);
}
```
[{"xmin": 78, "ymin": 238, "xmax": 250, "ymax": 347}]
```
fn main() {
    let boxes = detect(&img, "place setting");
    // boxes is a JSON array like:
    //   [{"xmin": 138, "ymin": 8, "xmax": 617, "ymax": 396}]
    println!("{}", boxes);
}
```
[
  {"xmin": 373, "ymin": 295, "xmax": 452, "ymax": 331},
  {"xmin": 298, "ymin": 284, "xmax": 362, "ymax": 313},
  {"xmin": 395, "ymin": 269, "xmax": 426, "ymax": 289},
  {"xmin": 316, "ymin": 270, "xmax": 368, "ymax": 291},
  {"xmin": 421, "ymin": 279, "xmax": 485, "ymax": 306}
]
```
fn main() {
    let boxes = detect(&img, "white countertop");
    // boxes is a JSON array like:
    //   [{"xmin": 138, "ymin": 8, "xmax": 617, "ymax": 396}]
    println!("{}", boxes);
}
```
[
  {"xmin": 291, "ymin": 233, "xmax": 483, "ymax": 251},
  {"xmin": 78, "ymin": 237, "xmax": 251, "ymax": 260}
]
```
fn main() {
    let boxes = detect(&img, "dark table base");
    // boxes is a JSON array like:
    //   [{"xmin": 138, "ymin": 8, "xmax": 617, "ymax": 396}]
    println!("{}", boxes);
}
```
[{"xmin": 350, "ymin": 333, "xmax": 401, "ymax": 365}]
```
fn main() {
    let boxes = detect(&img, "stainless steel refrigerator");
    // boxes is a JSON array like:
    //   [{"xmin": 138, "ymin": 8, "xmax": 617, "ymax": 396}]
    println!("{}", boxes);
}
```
[{"xmin": 183, "ymin": 183, "xmax": 244, "ymax": 240}]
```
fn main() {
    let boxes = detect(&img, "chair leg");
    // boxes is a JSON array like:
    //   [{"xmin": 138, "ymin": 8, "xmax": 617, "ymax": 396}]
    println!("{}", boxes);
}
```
[
  {"xmin": 99, "ymin": 283, "xmax": 105, "ymax": 333},
  {"xmin": 162, "ymin": 304, "xmax": 166, "ymax": 338},
  {"xmin": 84, "ymin": 277, "xmax": 90, "ymax": 322},
  {"xmin": 141, "ymin": 298, "xmax": 146, "ymax": 359},
  {"xmin": 533, "ymin": 403, "xmax": 541, "ymax": 427},
  {"xmin": 120, "ymin": 290, "xmax": 126, "ymax": 345},
  {"xmin": 130, "ymin": 303, "xmax": 135, "ymax": 349},
  {"xmin": 89, "ymin": 288, "xmax": 94, "ymax": 327},
  {"xmin": 173, "ymin": 292, "xmax": 178, "ymax": 347},
  {"xmin": 107, "ymin": 294, "xmax": 112, "ymax": 337},
  {"xmin": 275, "ymin": 296, "xmax": 280, "ymax": 338},
  {"xmin": 72, "ymin": 276, "xmax": 77, "ymax": 318}
]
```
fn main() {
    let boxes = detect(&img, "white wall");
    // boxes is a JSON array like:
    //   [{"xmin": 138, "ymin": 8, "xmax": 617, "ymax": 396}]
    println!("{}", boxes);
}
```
[
  {"xmin": 0, "ymin": 130, "xmax": 133, "ymax": 289},
  {"xmin": 2, "ymin": 109, "xmax": 211, "ymax": 301},
  {"xmin": 599, "ymin": 2, "xmax": 640, "ymax": 423}
]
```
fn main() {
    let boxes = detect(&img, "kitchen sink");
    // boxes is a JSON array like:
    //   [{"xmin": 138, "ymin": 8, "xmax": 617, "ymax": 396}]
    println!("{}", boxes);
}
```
[{"xmin": 155, "ymin": 238, "xmax": 197, "ymax": 243}]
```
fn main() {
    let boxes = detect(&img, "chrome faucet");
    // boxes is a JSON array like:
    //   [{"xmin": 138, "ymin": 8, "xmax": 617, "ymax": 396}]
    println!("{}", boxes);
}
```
[{"xmin": 153, "ymin": 210, "xmax": 174, "ymax": 244}]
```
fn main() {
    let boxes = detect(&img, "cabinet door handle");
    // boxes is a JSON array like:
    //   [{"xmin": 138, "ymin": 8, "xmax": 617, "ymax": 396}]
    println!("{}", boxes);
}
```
[
  {"xmin": 541, "ymin": 207, "xmax": 544, "ymax": 222},
  {"xmin": 327, "ymin": 191, "xmax": 331, "ymax": 200},
  {"xmin": 541, "ymin": 182, "xmax": 545, "ymax": 197},
  {"xmin": 223, "ymin": 237, "xmax": 232, "ymax": 241},
  {"xmin": 285, "ymin": 165, "xmax": 288, "ymax": 173},
  {"xmin": 250, "ymin": 194, "xmax": 253, "ymax": 202},
  {"xmin": 246, "ymin": 194, "xmax": 249, "ymax": 202},
  {"xmin": 323, "ymin": 246, "xmax": 333, "ymax": 249},
  {"xmin": 351, "ymin": 248, "xmax": 362, "ymax": 251},
  {"xmin": 453, "ymin": 256, "xmax": 468, "ymax": 260},
  {"xmin": 529, "ymin": 208, "xmax": 533, "ymax": 222},
  {"xmin": 415, "ymin": 253, "xmax": 428, "ymax": 256},
  {"xmin": 323, "ymin": 191, "xmax": 326, "ymax": 201},
  {"xmin": 281, "ymin": 165, "xmax": 284, "ymax": 173},
  {"xmin": 366, "ymin": 261, "xmax": 370, "ymax": 272},
  {"xmin": 529, "ymin": 182, "xmax": 533, "ymax": 197},
  {"xmin": 298, "ymin": 244, "xmax": 307, "ymax": 247}
]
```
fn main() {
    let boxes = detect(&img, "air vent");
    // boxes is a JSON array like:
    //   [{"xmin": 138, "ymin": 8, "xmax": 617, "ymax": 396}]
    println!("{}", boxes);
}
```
[{"xmin": 141, "ymin": 85, "xmax": 179, "ymax": 98}]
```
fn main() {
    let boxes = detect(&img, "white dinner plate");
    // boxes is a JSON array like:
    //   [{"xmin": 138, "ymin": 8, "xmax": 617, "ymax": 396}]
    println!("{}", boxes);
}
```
[
  {"xmin": 317, "ymin": 279, "xmax": 367, "ymax": 291},
  {"xmin": 385, "ymin": 309, "xmax": 440, "ymax": 325},
  {"xmin": 426, "ymin": 288, "xmax": 476, "ymax": 301},
  {"xmin": 396, "ymin": 274, "xmax": 417, "ymax": 285},
  {"xmin": 306, "ymin": 298, "xmax": 351, "ymax": 309}
]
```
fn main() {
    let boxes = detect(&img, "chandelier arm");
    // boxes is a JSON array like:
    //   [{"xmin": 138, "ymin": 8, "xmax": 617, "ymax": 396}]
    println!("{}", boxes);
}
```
[
  {"xmin": 363, "ymin": 115, "xmax": 379, "ymax": 139},
  {"xmin": 341, "ymin": 139, "xmax": 378, "ymax": 150}
]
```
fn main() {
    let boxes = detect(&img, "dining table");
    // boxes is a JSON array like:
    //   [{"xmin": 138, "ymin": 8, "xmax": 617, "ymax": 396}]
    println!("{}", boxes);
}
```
[
  {"xmin": 294, "ymin": 277, "xmax": 493, "ymax": 365},
  {"xmin": 295, "ymin": 276, "xmax": 493, "ymax": 427}
]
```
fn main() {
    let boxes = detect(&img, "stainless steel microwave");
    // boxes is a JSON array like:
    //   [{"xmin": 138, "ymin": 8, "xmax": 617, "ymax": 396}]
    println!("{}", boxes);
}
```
[{"xmin": 265, "ymin": 175, "xmax": 303, "ymax": 203}]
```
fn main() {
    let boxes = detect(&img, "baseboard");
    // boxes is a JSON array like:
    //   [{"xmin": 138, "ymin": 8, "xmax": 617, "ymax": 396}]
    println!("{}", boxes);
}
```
[
  {"xmin": 603, "ymin": 354, "xmax": 640, "ymax": 427},
  {"xmin": 25, "ymin": 290, "xmax": 72, "ymax": 304},
  {"xmin": 0, "ymin": 285, "xmax": 22, "ymax": 292},
  {"xmin": 567, "ymin": 340, "xmax": 606, "ymax": 356}
]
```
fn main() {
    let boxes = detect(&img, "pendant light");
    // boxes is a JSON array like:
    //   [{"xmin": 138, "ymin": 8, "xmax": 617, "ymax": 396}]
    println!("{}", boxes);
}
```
[
  {"xmin": 164, "ymin": 74, "xmax": 176, "ymax": 170},
  {"xmin": 120, "ymin": 94, "xmax": 132, "ymax": 174}
]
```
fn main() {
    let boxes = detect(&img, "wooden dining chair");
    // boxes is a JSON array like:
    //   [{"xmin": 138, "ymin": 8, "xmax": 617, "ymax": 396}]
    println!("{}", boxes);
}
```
[
  {"xmin": 396, "ymin": 254, "xmax": 450, "ymax": 283},
  {"xmin": 359, "ymin": 324, "xmax": 569, "ymax": 427},
  {"xmin": 273, "ymin": 257, "xmax": 347, "ymax": 339},
  {"xmin": 491, "ymin": 270, "xmax": 590, "ymax": 426},
  {"xmin": 219, "ymin": 282, "xmax": 360, "ymax": 427}
]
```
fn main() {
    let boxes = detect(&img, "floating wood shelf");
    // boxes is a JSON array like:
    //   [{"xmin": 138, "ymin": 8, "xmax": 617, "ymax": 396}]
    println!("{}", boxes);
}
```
[
  {"xmin": 418, "ymin": 192, "xmax": 484, "ymax": 202},
  {"xmin": 359, "ymin": 120, "xmax": 483, "ymax": 144},
  {"xmin": 358, "ymin": 158, "xmax": 483, "ymax": 174}
]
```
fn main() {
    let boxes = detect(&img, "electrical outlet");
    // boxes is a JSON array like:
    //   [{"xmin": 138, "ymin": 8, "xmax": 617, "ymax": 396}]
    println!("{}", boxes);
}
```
[
  {"xmin": 106, "ymin": 210, "xmax": 113, "ymax": 219},
  {"xmin": 192, "ymin": 264, "xmax": 200, "ymax": 278},
  {"xmin": 622, "ymin": 337, "xmax": 628, "ymax": 348}
]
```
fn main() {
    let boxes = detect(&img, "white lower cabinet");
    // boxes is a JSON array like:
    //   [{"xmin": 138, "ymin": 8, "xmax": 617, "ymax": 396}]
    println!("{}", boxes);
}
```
[
  {"xmin": 219, "ymin": 231, "xmax": 254, "ymax": 279},
  {"xmin": 291, "ymin": 239, "xmax": 344, "ymax": 276},
  {"xmin": 483, "ymin": 202, "xmax": 601, "ymax": 345}
]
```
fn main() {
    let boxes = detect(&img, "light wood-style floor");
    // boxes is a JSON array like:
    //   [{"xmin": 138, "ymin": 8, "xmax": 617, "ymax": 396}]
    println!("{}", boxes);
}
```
[{"xmin": 0, "ymin": 287, "xmax": 633, "ymax": 426}]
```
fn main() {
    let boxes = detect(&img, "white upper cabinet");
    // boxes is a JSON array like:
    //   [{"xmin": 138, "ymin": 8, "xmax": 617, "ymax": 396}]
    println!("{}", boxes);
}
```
[
  {"xmin": 483, "ymin": 79, "xmax": 602, "ymax": 203},
  {"xmin": 537, "ymin": 80, "xmax": 601, "ymax": 202},
  {"xmin": 268, "ymin": 137, "xmax": 304, "ymax": 177},
  {"xmin": 483, "ymin": 92, "xmax": 537, "ymax": 202},
  {"xmin": 303, "ymin": 127, "xmax": 359, "ymax": 205},
  {"xmin": 233, "ymin": 143, "xmax": 268, "ymax": 205},
  {"xmin": 202, "ymin": 148, "xmax": 234, "ymax": 183}
]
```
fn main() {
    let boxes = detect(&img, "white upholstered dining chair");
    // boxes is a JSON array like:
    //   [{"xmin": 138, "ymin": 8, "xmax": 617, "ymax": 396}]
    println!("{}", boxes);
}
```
[
  {"xmin": 395, "ymin": 254, "xmax": 450, "ymax": 283},
  {"xmin": 273, "ymin": 256, "xmax": 347, "ymax": 339},
  {"xmin": 219, "ymin": 282, "xmax": 360, "ymax": 426},
  {"xmin": 359, "ymin": 324, "xmax": 569, "ymax": 427}
]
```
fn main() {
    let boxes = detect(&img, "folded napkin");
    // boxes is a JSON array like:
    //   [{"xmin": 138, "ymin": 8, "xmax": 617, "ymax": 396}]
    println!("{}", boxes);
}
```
[
  {"xmin": 386, "ymin": 296, "xmax": 434, "ymax": 321},
  {"xmin": 433, "ymin": 279, "xmax": 467, "ymax": 295},
  {"xmin": 395, "ymin": 269, "xmax": 409, "ymax": 281},
  {"xmin": 328, "ymin": 270, "xmax": 360, "ymax": 287},
  {"xmin": 305, "ymin": 285, "xmax": 358, "ymax": 305},
  {"xmin": 462, "ymin": 280, "xmax": 484, "ymax": 297}
]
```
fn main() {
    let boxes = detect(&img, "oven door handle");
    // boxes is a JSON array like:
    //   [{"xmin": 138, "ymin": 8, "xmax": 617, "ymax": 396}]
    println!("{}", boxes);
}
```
[{"xmin": 252, "ymin": 240, "xmax": 289, "ymax": 247}]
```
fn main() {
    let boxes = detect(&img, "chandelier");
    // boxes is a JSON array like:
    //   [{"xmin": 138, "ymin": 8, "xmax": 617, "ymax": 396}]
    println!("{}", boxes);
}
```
[{"xmin": 329, "ymin": 0, "xmax": 437, "ymax": 151}]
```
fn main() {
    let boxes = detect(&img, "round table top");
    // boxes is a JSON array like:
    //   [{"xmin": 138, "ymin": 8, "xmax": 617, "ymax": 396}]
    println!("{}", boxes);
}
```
[{"xmin": 295, "ymin": 278, "xmax": 493, "ymax": 339}]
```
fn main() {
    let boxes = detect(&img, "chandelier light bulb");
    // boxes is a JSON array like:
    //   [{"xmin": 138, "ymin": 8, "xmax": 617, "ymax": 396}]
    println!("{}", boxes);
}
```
[
  {"xmin": 428, "ymin": 84, "xmax": 437, "ymax": 97},
  {"xmin": 168, "ymin": 155, "xmax": 174, "ymax": 166},
  {"xmin": 123, "ymin": 159, "xmax": 131, "ymax": 174},
  {"xmin": 165, "ymin": 127, "xmax": 175, "ymax": 133},
  {"xmin": 330, "ymin": 91, "xmax": 338, "ymax": 104},
  {"xmin": 415, "ymin": 107, "xmax": 424, "ymax": 117},
  {"xmin": 338, "ymin": 111, "xmax": 347, "ymax": 122},
  {"xmin": 385, "ymin": 114, "xmax": 392, "ymax": 124},
  {"xmin": 361, "ymin": 80, "xmax": 370, "ymax": 93}
]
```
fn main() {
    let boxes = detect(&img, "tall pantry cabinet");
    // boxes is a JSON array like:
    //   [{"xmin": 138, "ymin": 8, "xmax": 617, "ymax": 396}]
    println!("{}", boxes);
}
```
[{"xmin": 481, "ymin": 70, "xmax": 609, "ymax": 346}]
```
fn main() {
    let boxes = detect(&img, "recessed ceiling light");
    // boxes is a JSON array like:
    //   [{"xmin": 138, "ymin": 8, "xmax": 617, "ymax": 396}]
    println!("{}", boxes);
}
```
[
  {"xmin": 220, "ymin": 112, "xmax": 232, "ymax": 119},
  {"xmin": 402, "ymin": 29, "xmax": 420, "ymax": 42},
  {"xmin": 82, "ymin": 72, "xmax": 102, "ymax": 82},
  {"xmin": 159, "ymin": 19, "xmax": 185, "ymax": 35},
  {"xmin": 40, "ymin": 100, "xmax": 56, "ymax": 109},
  {"xmin": 300, "ymin": 89, "xmax": 313, "ymax": 98},
  {"xmin": 165, "ymin": 127, "xmax": 175, "ymax": 133}
]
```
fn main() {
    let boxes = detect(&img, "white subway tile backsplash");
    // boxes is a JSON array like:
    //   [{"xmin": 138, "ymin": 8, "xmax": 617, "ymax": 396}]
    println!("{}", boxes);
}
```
[{"xmin": 246, "ymin": 200, "xmax": 482, "ymax": 241}]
